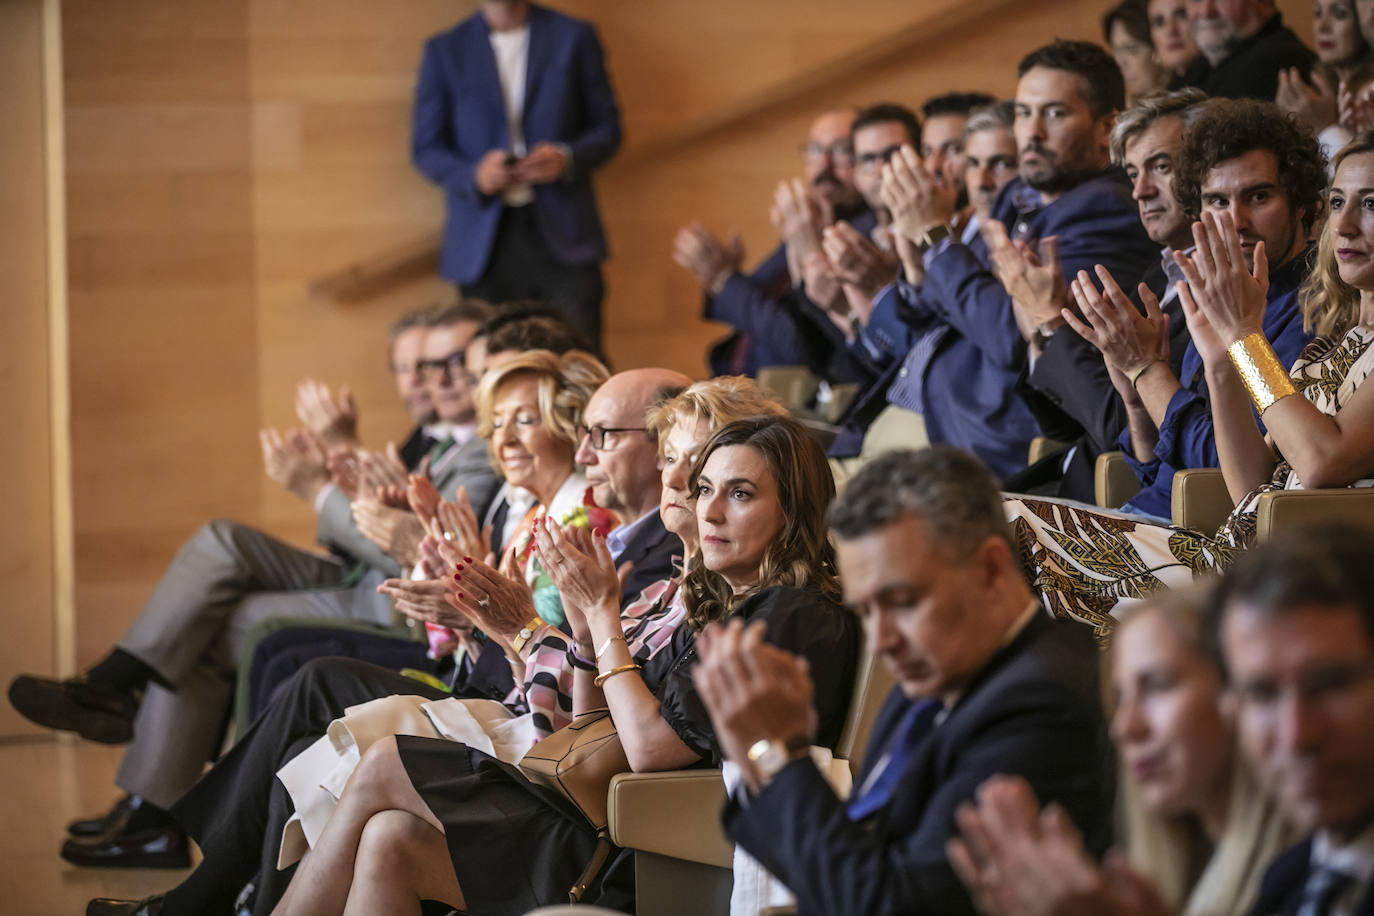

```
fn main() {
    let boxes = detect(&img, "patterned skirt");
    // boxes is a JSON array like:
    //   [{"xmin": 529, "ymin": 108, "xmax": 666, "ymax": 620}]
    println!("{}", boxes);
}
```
[{"xmin": 1003, "ymin": 489, "xmax": 1256, "ymax": 637}]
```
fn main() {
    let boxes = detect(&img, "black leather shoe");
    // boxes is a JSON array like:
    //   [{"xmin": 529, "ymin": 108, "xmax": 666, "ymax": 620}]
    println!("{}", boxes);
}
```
[
  {"xmin": 7, "ymin": 674, "xmax": 137, "ymax": 744},
  {"xmin": 61, "ymin": 822, "xmax": 189, "ymax": 869},
  {"xmin": 86, "ymin": 896, "xmax": 163, "ymax": 916},
  {"xmin": 68, "ymin": 793, "xmax": 135, "ymax": 838}
]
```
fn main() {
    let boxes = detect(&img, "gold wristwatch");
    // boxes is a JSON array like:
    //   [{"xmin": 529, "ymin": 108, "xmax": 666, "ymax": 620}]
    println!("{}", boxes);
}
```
[
  {"xmin": 746, "ymin": 736, "xmax": 810, "ymax": 787},
  {"xmin": 917, "ymin": 223, "xmax": 953, "ymax": 253}
]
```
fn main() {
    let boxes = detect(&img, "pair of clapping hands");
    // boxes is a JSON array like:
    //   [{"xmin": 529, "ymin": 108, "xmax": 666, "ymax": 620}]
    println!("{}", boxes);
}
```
[
  {"xmin": 259, "ymin": 378, "xmax": 360, "ymax": 503},
  {"xmin": 949, "ymin": 775, "xmax": 1171, "ymax": 916},
  {"xmin": 989, "ymin": 211, "xmax": 1269, "ymax": 387}
]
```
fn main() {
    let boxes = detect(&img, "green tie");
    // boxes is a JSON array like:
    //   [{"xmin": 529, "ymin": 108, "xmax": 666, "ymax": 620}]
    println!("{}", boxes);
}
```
[{"xmin": 427, "ymin": 435, "xmax": 456, "ymax": 465}]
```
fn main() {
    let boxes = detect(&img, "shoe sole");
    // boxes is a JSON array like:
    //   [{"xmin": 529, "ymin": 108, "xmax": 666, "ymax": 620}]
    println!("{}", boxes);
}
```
[
  {"xmin": 60, "ymin": 849, "xmax": 191, "ymax": 869},
  {"xmin": 8, "ymin": 680, "xmax": 134, "ymax": 744}
]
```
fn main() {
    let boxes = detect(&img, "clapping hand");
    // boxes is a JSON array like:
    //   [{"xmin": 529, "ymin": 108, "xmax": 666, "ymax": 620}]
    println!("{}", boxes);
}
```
[
  {"xmin": 532, "ymin": 518, "xmax": 623, "ymax": 646},
  {"xmin": 801, "ymin": 250, "xmax": 848, "ymax": 326},
  {"xmin": 1170, "ymin": 213, "xmax": 1267, "ymax": 373},
  {"xmin": 880, "ymin": 145, "xmax": 958, "ymax": 245},
  {"xmin": 377, "ymin": 577, "xmax": 476, "ymax": 640},
  {"xmin": 260, "ymin": 427, "xmax": 330, "ymax": 502},
  {"xmin": 1276, "ymin": 67, "xmax": 1338, "ymax": 133},
  {"xmin": 772, "ymin": 178, "xmax": 827, "ymax": 261},
  {"xmin": 446, "ymin": 554, "xmax": 536, "ymax": 652},
  {"xmin": 357, "ymin": 443, "xmax": 410, "ymax": 498},
  {"xmin": 294, "ymin": 378, "xmax": 358, "ymax": 450},
  {"xmin": 326, "ymin": 446, "xmax": 362, "ymax": 501},
  {"xmin": 692, "ymin": 618, "xmax": 817, "ymax": 792},
  {"xmin": 431, "ymin": 487, "xmax": 489, "ymax": 563},
  {"xmin": 672, "ymin": 222, "xmax": 744, "ymax": 295},
  {"xmin": 984, "ymin": 220, "xmax": 1066, "ymax": 331},
  {"xmin": 949, "ymin": 775, "xmax": 1171, "ymax": 916},
  {"xmin": 1339, "ymin": 79, "xmax": 1374, "ymax": 134},
  {"xmin": 1062, "ymin": 265, "xmax": 1170, "ymax": 379},
  {"xmin": 353, "ymin": 497, "xmax": 426, "ymax": 567},
  {"xmin": 822, "ymin": 221, "xmax": 900, "ymax": 300}
]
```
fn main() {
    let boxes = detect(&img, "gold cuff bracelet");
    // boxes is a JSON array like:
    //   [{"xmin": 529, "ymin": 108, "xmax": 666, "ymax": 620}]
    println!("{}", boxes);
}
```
[{"xmin": 1226, "ymin": 332, "xmax": 1297, "ymax": 414}]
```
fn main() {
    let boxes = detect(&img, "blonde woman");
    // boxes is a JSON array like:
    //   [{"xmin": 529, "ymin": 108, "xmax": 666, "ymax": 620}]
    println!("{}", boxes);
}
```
[{"xmin": 949, "ymin": 586, "xmax": 1293, "ymax": 916}]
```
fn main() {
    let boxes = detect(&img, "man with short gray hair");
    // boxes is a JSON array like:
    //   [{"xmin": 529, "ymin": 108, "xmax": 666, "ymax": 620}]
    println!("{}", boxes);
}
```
[
  {"xmin": 1182, "ymin": 0, "xmax": 1313, "ymax": 101},
  {"xmin": 694, "ymin": 446, "xmax": 1114, "ymax": 915}
]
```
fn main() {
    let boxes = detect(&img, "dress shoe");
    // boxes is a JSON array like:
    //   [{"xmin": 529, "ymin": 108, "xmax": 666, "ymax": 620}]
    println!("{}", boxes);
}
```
[
  {"xmin": 7, "ymin": 674, "xmax": 137, "ymax": 744},
  {"xmin": 68, "ymin": 793, "xmax": 135, "ymax": 838},
  {"xmin": 86, "ymin": 896, "xmax": 163, "ymax": 916},
  {"xmin": 61, "ymin": 822, "xmax": 190, "ymax": 869}
]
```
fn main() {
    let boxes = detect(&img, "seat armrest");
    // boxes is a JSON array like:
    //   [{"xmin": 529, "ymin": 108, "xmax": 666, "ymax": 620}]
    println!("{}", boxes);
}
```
[
  {"xmin": 1028, "ymin": 436, "xmax": 1069, "ymax": 465},
  {"xmin": 1095, "ymin": 451, "xmax": 1141, "ymax": 509},
  {"xmin": 1256, "ymin": 487, "xmax": 1374, "ymax": 540},
  {"xmin": 1171, "ymin": 468, "xmax": 1231, "ymax": 531},
  {"xmin": 607, "ymin": 770, "xmax": 733, "ymax": 869}
]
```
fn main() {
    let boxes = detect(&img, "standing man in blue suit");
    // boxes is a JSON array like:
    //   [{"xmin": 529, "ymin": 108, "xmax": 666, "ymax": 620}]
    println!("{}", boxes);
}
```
[{"xmin": 412, "ymin": 0, "xmax": 621, "ymax": 349}]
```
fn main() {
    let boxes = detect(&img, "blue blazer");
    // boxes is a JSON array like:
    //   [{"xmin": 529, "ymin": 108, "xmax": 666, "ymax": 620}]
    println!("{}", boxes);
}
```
[
  {"xmin": 724, "ymin": 613, "xmax": 1115, "ymax": 916},
  {"xmin": 411, "ymin": 5, "xmax": 622, "ymax": 284}
]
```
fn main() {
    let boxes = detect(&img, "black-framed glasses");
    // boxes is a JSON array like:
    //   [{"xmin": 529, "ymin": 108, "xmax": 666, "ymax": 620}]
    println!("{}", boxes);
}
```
[
  {"xmin": 577, "ymin": 424, "xmax": 648, "ymax": 450},
  {"xmin": 417, "ymin": 350, "xmax": 466, "ymax": 377},
  {"xmin": 800, "ymin": 141, "xmax": 854, "ymax": 166},
  {"xmin": 855, "ymin": 144, "xmax": 903, "ymax": 171}
]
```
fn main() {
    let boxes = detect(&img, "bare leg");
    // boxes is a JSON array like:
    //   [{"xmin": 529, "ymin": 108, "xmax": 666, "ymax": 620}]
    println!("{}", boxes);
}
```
[
  {"xmin": 342, "ymin": 809, "xmax": 465, "ymax": 916},
  {"xmin": 271, "ymin": 736, "xmax": 446, "ymax": 916}
]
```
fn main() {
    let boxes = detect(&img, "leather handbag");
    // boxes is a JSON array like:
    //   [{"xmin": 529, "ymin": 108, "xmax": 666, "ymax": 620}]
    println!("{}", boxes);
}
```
[
  {"xmin": 518, "ymin": 708, "xmax": 629, "ymax": 902},
  {"xmin": 517, "ymin": 707, "xmax": 629, "ymax": 831}
]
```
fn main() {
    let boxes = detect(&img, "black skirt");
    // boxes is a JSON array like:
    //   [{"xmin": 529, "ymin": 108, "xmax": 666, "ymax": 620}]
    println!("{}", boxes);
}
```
[{"xmin": 396, "ymin": 734, "xmax": 604, "ymax": 916}]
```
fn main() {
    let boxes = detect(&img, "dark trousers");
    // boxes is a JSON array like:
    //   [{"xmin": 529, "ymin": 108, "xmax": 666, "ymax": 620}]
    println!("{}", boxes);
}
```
[
  {"xmin": 462, "ymin": 205, "xmax": 605, "ymax": 351},
  {"xmin": 167, "ymin": 658, "xmax": 450, "ymax": 916}
]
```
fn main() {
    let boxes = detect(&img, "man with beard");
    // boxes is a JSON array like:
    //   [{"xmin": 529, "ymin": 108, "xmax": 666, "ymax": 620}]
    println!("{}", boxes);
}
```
[
  {"xmin": 1182, "ymin": 0, "xmax": 1314, "ymax": 101},
  {"xmin": 838, "ymin": 42, "xmax": 1158, "ymax": 481},
  {"xmin": 674, "ymin": 108, "xmax": 874, "ymax": 382}
]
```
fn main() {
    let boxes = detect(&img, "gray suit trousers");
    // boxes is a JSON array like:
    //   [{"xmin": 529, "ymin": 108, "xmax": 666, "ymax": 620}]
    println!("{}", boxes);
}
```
[{"xmin": 116, "ymin": 518, "xmax": 393, "ymax": 807}]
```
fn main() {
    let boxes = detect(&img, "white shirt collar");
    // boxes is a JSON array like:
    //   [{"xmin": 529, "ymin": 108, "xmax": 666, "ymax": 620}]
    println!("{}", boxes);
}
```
[{"xmin": 605, "ymin": 508, "xmax": 659, "ymax": 562}]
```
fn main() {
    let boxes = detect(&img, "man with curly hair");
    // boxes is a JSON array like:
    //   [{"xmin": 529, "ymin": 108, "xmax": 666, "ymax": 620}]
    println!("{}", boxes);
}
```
[{"xmin": 1083, "ymin": 98, "xmax": 1321, "ymax": 520}]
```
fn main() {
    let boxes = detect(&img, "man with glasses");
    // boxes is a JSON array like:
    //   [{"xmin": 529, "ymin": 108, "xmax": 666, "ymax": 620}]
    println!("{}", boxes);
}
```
[
  {"xmin": 572, "ymin": 368, "xmax": 690, "ymax": 603},
  {"xmin": 673, "ymin": 108, "xmax": 873, "ymax": 381},
  {"xmin": 1211, "ymin": 525, "xmax": 1374, "ymax": 916},
  {"xmin": 7, "ymin": 303, "xmax": 501, "ymax": 869}
]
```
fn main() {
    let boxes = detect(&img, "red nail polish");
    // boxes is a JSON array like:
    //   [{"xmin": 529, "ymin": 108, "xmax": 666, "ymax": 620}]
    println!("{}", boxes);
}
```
[
  {"xmin": 457, "ymin": 591, "xmax": 464, "ymax": 599},
  {"xmin": 463, "ymin": 555, "xmax": 473, "ymax": 563},
  {"xmin": 455, "ymin": 573, "xmax": 463, "ymax": 582}
]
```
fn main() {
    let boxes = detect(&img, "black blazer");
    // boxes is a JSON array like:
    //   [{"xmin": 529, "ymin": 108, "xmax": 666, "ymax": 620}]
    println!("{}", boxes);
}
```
[
  {"xmin": 612, "ymin": 512, "xmax": 683, "ymax": 607},
  {"xmin": 1009, "ymin": 259, "xmax": 1187, "ymax": 502},
  {"xmin": 1251, "ymin": 837, "xmax": 1374, "ymax": 915},
  {"xmin": 724, "ymin": 612, "xmax": 1115, "ymax": 916}
]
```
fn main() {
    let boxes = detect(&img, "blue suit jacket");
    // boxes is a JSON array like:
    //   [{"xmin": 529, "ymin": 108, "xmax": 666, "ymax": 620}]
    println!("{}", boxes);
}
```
[
  {"xmin": 840, "ymin": 172, "xmax": 1158, "ymax": 479},
  {"xmin": 1250, "ymin": 836, "xmax": 1374, "ymax": 915},
  {"xmin": 1121, "ymin": 248, "xmax": 1315, "ymax": 518},
  {"xmin": 723, "ymin": 613, "xmax": 1115, "ymax": 916},
  {"xmin": 411, "ymin": 5, "xmax": 622, "ymax": 284},
  {"xmin": 706, "ymin": 208, "xmax": 877, "ymax": 382}
]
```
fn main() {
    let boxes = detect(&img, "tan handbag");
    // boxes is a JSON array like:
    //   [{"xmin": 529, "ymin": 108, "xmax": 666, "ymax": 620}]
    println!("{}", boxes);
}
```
[
  {"xmin": 518, "ymin": 708, "xmax": 629, "ymax": 902},
  {"xmin": 517, "ymin": 707, "xmax": 629, "ymax": 831}
]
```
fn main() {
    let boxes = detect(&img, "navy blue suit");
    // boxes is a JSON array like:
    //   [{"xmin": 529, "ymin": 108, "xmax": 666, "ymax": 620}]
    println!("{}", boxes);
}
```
[
  {"xmin": 723, "ymin": 613, "xmax": 1115, "ymax": 916},
  {"xmin": 411, "ymin": 5, "xmax": 621, "ymax": 315},
  {"xmin": 1250, "ymin": 836, "xmax": 1374, "ymax": 915},
  {"xmin": 840, "ymin": 172, "xmax": 1158, "ymax": 480},
  {"xmin": 706, "ymin": 207, "xmax": 877, "ymax": 382}
]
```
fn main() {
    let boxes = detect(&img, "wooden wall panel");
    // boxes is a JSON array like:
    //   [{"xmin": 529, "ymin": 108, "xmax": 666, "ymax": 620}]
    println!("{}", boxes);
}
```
[
  {"xmin": 61, "ymin": 0, "xmax": 1314, "ymax": 666},
  {"xmin": 0, "ymin": 0, "xmax": 60, "ymax": 735}
]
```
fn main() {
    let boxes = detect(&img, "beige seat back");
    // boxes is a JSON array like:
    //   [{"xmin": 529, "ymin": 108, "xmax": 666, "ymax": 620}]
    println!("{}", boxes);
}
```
[
  {"xmin": 834, "ymin": 636, "xmax": 895, "ymax": 771},
  {"xmin": 1094, "ymin": 451, "xmax": 1142, "ymax": 508}
]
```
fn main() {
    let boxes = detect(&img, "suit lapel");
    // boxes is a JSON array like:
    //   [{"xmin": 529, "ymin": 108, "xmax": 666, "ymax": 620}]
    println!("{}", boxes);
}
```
[
  {"xmin": 522, "ymin": 5, "xmax": 552, "ymax": 125},
  {"xmin": 464, "ymin": 15, "xmax": 511, "ymax": 146}
]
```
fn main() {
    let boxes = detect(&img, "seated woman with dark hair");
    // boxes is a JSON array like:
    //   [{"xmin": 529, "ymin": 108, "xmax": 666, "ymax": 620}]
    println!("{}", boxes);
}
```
[
  {"xmin": 1006, "ymin": 133, "xmax": 1374, "ymax": 634},
  {"xmin": 267, "ymin": 415, "xmax": 860, "ymax": 916}
]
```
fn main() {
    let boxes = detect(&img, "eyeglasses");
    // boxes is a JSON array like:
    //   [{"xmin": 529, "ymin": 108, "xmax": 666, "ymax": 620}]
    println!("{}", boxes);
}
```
[
  {"xmin": 800, "ymin": 141, "xmax": 854, "ymax": 166},
  {"xmin": 417, "ymin": 351, "xmax": 466, "ymax": 378},
  {"xmin": 577, "ymin": 424, "xmax": 648, "ymax": 450},
  {"xmin": 855, "ymin": 144, "xmax": 904, "ymax": 171}
]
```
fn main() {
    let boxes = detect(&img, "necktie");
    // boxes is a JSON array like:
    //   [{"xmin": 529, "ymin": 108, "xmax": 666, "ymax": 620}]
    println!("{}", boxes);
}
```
[
  {"xmin": 426, "ymin": 435, "xmax": 456, "ymax": 465},
  {"xmin": 847, "ymin": 697, "xmax": 942, "ymax": 821},
  {"xmin": 1296, "ymin": 865, "xmax": 1354, "ymax": 916}
]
